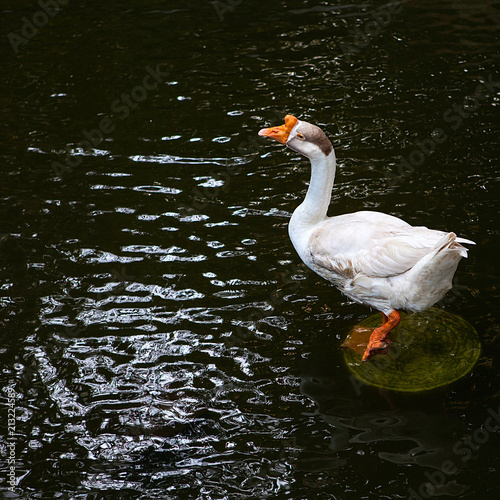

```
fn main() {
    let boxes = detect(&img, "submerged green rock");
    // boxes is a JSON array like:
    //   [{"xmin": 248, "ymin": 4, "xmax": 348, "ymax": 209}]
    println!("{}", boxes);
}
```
[{"xmin": 343, "ymin": 308, "xmax": 481, "ymax": 392}]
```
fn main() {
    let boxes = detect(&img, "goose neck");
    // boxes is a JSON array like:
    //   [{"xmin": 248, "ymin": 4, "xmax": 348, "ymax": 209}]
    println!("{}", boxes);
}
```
[{"xmin": 295, "ymin": 152, "xmax": 337, "ymax": 226}]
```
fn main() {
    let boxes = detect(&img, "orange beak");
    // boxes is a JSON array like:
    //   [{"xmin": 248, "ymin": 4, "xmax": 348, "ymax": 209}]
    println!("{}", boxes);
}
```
[{"xmin": 258, "ymin": 114, "xmax": 298, "ymax": 145}]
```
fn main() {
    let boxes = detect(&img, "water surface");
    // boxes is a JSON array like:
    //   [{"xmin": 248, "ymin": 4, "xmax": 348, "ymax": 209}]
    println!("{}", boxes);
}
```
[{"xmin": 1, "ymin": 0, "xmax": 500, "ymax": 498}]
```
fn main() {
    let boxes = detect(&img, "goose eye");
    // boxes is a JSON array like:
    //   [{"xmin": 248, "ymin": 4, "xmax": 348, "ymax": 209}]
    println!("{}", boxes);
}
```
[{"xmin": 296, "ymin": 132, "xmax": 305, "ymax": 140}]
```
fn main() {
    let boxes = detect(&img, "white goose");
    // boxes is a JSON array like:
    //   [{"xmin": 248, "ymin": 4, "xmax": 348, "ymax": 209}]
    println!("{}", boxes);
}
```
[{"xmin": 259, "ymin": 115, "xmax": 474, "ymax": 362}]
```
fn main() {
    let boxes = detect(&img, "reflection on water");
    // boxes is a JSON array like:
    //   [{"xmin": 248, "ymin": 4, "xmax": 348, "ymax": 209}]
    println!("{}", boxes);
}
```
[{"xmin": 1, "ymin": 0, "xmax": 500, "ymax": 498}]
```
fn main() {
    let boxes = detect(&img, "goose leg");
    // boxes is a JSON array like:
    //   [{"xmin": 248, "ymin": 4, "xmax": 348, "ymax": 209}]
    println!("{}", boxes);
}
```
[{"xmin": 361, "ymin": 310, "xmax": 401, "ymax": 362}]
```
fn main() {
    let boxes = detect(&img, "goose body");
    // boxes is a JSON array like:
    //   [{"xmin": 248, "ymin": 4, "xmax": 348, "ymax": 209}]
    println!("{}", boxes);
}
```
[{"xmin": 259, "ymin": 114, "xmax": 474, "ymax": 361}]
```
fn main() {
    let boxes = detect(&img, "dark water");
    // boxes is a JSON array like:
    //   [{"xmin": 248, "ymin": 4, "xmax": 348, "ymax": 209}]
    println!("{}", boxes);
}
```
[{"xmin": 1, "ymin": 0, "xmax": 500, "ymax": 498}]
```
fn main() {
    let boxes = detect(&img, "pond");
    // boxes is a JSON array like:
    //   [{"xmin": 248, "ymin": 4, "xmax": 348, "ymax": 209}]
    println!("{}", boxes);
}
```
[{"xmin": 1, "ymin": 0, "xmax": 500, "ymax": 498}]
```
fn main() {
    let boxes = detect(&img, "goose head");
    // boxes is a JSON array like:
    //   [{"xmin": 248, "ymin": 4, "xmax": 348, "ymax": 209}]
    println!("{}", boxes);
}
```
[{"xmin": 258, "ymin": 114, "xmax": 333, "ymax": 161}]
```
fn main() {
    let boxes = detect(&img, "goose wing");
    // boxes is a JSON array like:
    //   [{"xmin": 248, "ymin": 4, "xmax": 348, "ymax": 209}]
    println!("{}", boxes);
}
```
[{"xmin": 308, "ymin": 213, "xmax": 471, "ymax": 280}]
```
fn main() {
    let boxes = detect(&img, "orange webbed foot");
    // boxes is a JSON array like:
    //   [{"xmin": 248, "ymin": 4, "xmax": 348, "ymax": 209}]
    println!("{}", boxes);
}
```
[{"xmin": 361, "ymin": 310, "xmax": 400, "ymax": 363}]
